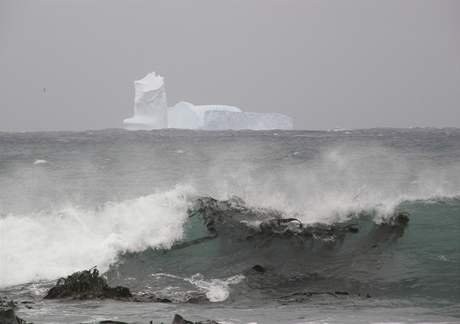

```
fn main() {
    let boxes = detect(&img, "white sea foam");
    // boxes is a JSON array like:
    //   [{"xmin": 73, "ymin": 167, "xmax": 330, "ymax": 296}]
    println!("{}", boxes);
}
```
[
  {"xmin": 187, "ymin": 273, "xmax": 245, "ymax": 302},
  {"xmin": 33, "ymin": 159, "xmax": 48, "ymax": 165},
  {"xmin": 0, "ymin": 185, "xmax": 194, "ymax": 287},
  {"xmin": 151, "ymin": 272, "xmax": 245, "ymax": 302}
]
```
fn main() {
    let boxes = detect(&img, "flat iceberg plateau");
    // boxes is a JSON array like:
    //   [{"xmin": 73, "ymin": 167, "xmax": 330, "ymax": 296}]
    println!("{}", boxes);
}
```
[
  {"xmin": 168, "ymin": 101, "xmax": 241, "ymax": 129},
  {"xmin": 204, "ymin": 111, "xmax": 293, "ymax": 130},
  {"xmin": 123, "ymin": 72, "xmax": 168, "ymax": 130},
  {"xmin": 123, "ymin": 72, "xmax": 293, "ymax": 130}
]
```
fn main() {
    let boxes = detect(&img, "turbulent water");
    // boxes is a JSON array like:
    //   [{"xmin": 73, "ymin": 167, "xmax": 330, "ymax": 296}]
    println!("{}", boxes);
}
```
[{"xmin": 0, "ymin": 128, "xmax": 459, "ymax": 323}]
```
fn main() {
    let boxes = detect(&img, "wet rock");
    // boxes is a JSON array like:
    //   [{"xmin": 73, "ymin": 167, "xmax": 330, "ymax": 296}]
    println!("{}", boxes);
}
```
[
  {"xmin": 187, "ymin": 196, "xmax": 412, "ymax": 252},
  {"xmin": 132, "ymin": 290, "xmax": 208, "ymax": 304},
  {"xmin": 183, "ymin": 293, "xmax": 209, "ymax": 304},
  {"xmin": 0, "ymin": 298, "xmax": 16, "ymax": 310},
  {"xmin": 154, "ymin": 297, "xmax": 173, "ymax": 303},
  {"xmin": 171, "ymin": 315, "xmax": 193, "ymax": 324},
  {"xmin": 44, "ymin": 268, "xmax": 132, "ymax": 300},
  {"xmin": 171, "ymin": 314, "xmax": 219, "ymax": 324},
  {"xmin": 132, "ymin": 294, "xmax": 172, "ymax": 303},
  {"xmin": 189, "ymin": 196, "xmax": 362, "ymax": 244},
  {"xmin": 0, "ymin": 308, "xmax": 23, "ymax": 324},
  {"xmin": 278, "ymin": 290, "xmax": 352, "ymax": 303},
  {"xmin": 389, "ymin": 212, "xmax": 410, "ymax": 227},
  {"xmin": 371, "ymin": 211, "xmax": 410, "ymax": 240},
  {"xmin": 347, "ymin": 224, "xmax": 360, "ymax": 233},
  {"xmin": 251, "ymin": 264, "xmax": 266, "ymax": 273},
  {"xmin": 0, "ymin": 298, "xmax": 28, "ymax": 324}
]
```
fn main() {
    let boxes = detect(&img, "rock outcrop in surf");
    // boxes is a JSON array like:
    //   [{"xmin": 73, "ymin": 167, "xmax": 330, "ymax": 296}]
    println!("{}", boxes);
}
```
[
  {"xmin": 186, "ymin": 196, "xmax": 409, "ymax": 251},
  {"xmin": 187, "ymin": 196, "xmax": 366, "ymax": 244},
  {"xmin": 0, "ymin": 298, "xmax": 29, "ymax": 324},
  {"xmin": 171, "ymin": 314, "xmax": 219, "ymax": 324},
  {"xmin": 1, "ymin": 296, "xmax": 220, "ymax": 324},
  {"xmin": 44, "ymin": 268, "xmax": 132, "ymax": 300}
]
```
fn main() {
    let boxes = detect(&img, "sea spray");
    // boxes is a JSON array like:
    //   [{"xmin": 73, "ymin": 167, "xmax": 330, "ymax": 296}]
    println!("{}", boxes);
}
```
[
  {"xmin": 0, "ymin": 185, "xmax": 194, "ymax": 287},
  {"xmin": 207, "ymin": 144, "xmax": 460, "ymax": 224}
]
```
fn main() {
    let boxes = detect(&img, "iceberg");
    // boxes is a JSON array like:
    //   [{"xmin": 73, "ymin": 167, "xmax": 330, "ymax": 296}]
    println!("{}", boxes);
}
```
[
  {"xmin": 123, "ymin": 72, "xmax": 168, "ymax": 130},
  {"xmin": 203, "ymin": 111, "xmax": 293, "ymax": 130},
  {"xmin": 168, "ymin": 101, "xmax": 242, "ymax": 129},
  {"xmin": 123, "ymin": 72, "xmax": 293, "ymax": 130}
]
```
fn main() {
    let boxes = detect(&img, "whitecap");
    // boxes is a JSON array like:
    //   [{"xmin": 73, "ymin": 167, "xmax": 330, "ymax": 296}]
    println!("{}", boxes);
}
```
[{"xmin": 33, "ymin": 159, "xmax": 48, "ymax": 165}]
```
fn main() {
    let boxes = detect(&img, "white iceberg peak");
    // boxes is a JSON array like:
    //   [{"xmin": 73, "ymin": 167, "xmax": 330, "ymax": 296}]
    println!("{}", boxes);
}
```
[
  {"xmin": 123, "ymin": 72, "xmax": 168, "ymax": 130},
  {"xmin": 134, "ymin": 72, "xmax": 164, "ymax": 93}
]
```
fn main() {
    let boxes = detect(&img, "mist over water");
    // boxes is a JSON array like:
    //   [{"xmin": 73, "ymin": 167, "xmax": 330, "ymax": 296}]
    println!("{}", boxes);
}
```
[{"xmin": 0, "ymin": 128, "xmax": 459, "ymax": 322}]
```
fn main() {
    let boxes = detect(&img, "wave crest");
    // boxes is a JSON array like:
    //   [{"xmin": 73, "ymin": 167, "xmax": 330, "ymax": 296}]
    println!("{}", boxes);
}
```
[{"xmin": 0, "ymin": 185, "xmax": 194, "ymax": 287}]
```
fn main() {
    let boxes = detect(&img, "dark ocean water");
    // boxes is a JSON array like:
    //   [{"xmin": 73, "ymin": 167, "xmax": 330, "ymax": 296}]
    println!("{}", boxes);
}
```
[{"xmin": 0, "ymin": 128, "xmax": 459, "ymax": 323}]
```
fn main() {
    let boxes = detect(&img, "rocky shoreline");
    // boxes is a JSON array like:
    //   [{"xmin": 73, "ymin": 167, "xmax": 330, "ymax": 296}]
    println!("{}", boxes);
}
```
[
  {"xmin": 0, "ymin": 306, "xmax": 218, "ymax": 324},
  {"xmin": 1, "ymin": 265, "xmax": 371, "ymax": 324},
  {"xmin": 1, "ymin": 300, "xmax": 218, "ymax": 324},
  {"xmin": 1, "ymin": 269, "xmax": 221, "ymax": 324}
]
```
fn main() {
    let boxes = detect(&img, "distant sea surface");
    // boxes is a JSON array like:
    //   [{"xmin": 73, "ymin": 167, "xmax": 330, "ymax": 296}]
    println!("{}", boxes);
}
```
[{"xmin": 1, "ymin": 128, "xmax": 459, "ymax": 323}]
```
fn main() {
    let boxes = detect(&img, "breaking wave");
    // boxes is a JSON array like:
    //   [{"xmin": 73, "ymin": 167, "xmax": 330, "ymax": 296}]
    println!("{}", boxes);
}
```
[
  {"xmin": 106, "ymin": 194, "xmax": 459, "ymax": 303},
  {"xmin": 1, "ymin": 181, "xmax": 458, "ymax": 289},
  {"xmin": 0, "ymin": 185, "xmax": 194, "ymax": 287}
]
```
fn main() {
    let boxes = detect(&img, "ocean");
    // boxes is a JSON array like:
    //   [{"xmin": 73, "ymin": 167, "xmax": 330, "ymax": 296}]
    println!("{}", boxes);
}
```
[{"xmin": 0, "ymin": 128, "xmax": 459, "ymax": 323}]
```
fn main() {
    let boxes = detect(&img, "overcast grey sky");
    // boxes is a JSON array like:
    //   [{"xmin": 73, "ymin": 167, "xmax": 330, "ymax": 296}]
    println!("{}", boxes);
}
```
[{"xmin": 0, "ymin": 0, "xmax": 459, "ymax": 131}]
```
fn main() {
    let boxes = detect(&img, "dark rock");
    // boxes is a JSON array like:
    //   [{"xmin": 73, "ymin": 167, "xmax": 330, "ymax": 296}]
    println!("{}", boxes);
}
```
[
  {"xmin": 171, "ymin": 314, "xmax": 219, "ymax": 324},
  {"xmin": 347, "ymin": 224, "xmax": 359, "ymax": 233},
  {"xmin": 0, "ymin": 308, "xmax": 23, "ymax": 324},
  {"xmin": 279, "ymin": 290, "xmax": 352, "ymax": 303},
  {"xmin": 372, "ymin": 211, "xmax": 410, "ymax": 240},
  {"xmin": 172, "ymin": 315, "xmax": 193, "ymax": 324},
  {"xmin": 183, "ymin": 293, "xmax": 208, "ymax": 304},
  {"xmin": 155, "ymin": 298, "xmax": 172, "ymax": 303},
  {"xmin": 0, "ymin": 298, "xmax": 16, "ymax": 310},
  {"xmin": 251, "ymin": 265, "xmax": 265, "ymax": 273},
  {"xmin": 380, "ymin": 211, "xmax": 410, "ymax": 228},
  {"xmin": 0, "ymin": 298, "xmax": 28, "ymax": 324},
  {"xmin": 44, "ymin": 268, "xmax": 132, "ymax": 300},
  {"xmin": 392, "ymin": 212, "xmax": 410, "ymax": 227},
  {"xmin": 98, "ymin": 321, "xmax": 129, "ymax": 324},
  {"xmin": 132, "ymin": 290, "xmax": 207, "ymax": 304},
  {"xmin": 188, "ymin": 196, "xmax": 362, "ymax": 245}
]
